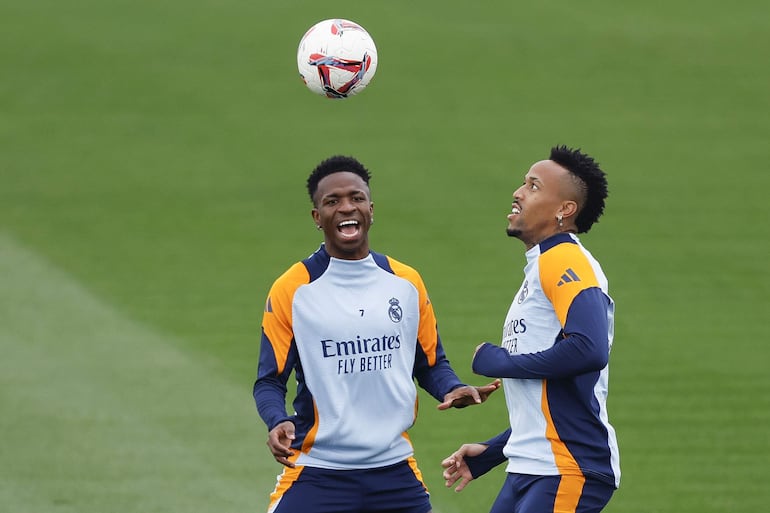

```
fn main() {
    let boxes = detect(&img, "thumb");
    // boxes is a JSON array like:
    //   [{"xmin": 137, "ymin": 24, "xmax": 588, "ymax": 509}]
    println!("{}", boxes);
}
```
[{"xmin": 280, "ymin": 422, "xmax": 296, "ymax": 440}]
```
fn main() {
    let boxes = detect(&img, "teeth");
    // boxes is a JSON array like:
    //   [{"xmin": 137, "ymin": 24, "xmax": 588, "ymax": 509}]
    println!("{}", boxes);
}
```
[
  {"xmin": 511, "ymin": 207, "xmax": 521, "ymax": 214},
  {"xmin": 338, "ymin": 220, "xmax": 359, "ymax": 227}
]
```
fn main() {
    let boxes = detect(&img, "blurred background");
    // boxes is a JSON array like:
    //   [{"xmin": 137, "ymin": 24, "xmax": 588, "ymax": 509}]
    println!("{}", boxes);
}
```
[{"xmin": 1, "ymin": 0, "xmax": 768, "ymax": 511}]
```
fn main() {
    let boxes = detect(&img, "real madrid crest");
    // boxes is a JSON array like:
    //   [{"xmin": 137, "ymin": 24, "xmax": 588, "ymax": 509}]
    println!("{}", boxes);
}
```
[
  {"xmin": 517, "ymin": 280, "xmax": 529, "ymax": 304},
  {"xmin": 388, "ymin": 298, "xmax": 403, "ymax": 323}
]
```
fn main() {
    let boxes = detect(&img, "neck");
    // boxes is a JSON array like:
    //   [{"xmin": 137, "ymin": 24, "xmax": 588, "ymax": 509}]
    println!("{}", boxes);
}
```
[{"xmin": 525, "ymin": 230, "xmax": 577, "ymax": 250}]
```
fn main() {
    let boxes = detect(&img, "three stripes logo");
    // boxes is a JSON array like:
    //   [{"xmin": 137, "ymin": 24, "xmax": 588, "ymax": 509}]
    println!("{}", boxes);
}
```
[{"xmin": 557, "ymin": 268, "xmax": 581, "ymax": 286}]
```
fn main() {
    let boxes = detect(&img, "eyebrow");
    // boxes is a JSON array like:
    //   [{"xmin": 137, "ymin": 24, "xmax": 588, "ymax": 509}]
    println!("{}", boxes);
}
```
[{"xmin": 321, "ymin": 188, "xmax": 368, "ymax": 199}]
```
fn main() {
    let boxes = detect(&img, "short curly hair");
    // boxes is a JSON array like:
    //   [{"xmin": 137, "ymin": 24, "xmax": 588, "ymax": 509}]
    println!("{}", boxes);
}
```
[
  {"xmin": 549, "ymin": 145, "xmax": 608, "ymax": 233},
  {"xmin": 306, "ymin": 155, "xmax": 371, "ymax": 205}
]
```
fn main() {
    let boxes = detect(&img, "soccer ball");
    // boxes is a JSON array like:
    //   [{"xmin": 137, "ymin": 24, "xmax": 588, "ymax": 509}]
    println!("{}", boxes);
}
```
[{"xmin": 297, "ymin": 19, "xmax": 378, "ymax": 99}]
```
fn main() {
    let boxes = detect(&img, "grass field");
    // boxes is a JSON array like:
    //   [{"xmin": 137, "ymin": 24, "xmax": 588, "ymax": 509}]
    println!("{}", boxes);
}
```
[{"xmin": 2, "ymin": 1, "xmax": 769, "ymax": 512}]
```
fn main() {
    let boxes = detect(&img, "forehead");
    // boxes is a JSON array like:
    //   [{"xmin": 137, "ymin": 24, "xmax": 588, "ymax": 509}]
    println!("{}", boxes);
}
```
[
  {"xmin": 316, "ymin": 171, "xmax": 370, "ymax": 197},
  {"xmin": 525, "ymin": 160, "xmax": 568, "ymax": 184}
]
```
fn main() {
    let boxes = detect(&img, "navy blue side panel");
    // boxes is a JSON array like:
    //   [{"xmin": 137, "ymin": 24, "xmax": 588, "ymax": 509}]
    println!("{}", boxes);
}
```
[{"xmin": 546, "ymin": 376, "xmax": 617, "ymax": 486}]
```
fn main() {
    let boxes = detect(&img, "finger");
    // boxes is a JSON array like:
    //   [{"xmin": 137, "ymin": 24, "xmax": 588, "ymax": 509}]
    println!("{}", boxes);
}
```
[
  {"xmin": 443, "ymin": 467, "xmax": 461, "ymax": 484},
  {"xmin": 436, "ymin": 399, "xmax": 453, "ymax": 411},
  {"xmin": 454, "ymin": 477, "xmax": 469, "ymax": 492},
  {"xmin": 275, "ymin": 456, "xmax": 296, "ymax": 468},
  {"xmin": 267, "ymin": 442, "xmax": 294, "ymax": 458}
]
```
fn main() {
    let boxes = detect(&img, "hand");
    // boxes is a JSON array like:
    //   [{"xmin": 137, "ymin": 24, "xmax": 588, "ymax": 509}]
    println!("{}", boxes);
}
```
[
  {"xmin": 436, "ymin": 379, "xmax": 501, "ymax": 410},
  {"xmin": 266, "ymin": 420, "xmax": 296, "ymax": 468},
  {"xmin": 441, "ymin": 443, "xmax": 488, "ymax": 492}
]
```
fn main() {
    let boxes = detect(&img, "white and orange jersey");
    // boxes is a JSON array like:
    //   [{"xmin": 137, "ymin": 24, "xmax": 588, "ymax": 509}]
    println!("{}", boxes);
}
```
[
  {"xmin": 473, "ymin": 233, "xmax": 620, "ymax": 488},
  {"xmin": 254, "ymin": 245, "xmax": 463, "ymax": 470}
]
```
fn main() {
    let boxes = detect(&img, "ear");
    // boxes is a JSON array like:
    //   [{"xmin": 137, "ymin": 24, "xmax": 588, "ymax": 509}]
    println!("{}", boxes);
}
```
[
  {"xmin": 311, "ymin": 208, "xmax": 320, "ymax": 225},
  {"xmin": 559, "ymin": 200, "xmax": 579, "ymax": 220}
]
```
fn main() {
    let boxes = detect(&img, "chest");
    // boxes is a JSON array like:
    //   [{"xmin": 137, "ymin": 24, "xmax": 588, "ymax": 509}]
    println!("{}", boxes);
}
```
[
  {"xmin": 292, "ymin": 270, "xmax": 419, "ymax": 349},
  {"xmin": 501, "ymin": 272, "xmax": 561, "ymax": 355}
]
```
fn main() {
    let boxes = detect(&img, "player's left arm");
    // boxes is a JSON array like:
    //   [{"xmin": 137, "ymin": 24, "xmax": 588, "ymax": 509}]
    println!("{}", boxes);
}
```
[
  {"xmin": 388, "ymin": 258, "xmax": 499, "ymax": 404},
  {"xmin": 390, "ymin": 260, "xmax": 465, "ymax": 400},
  {"xmin": 473, "ymin": 287, "xmax": 610, "ymax": 379},
  {"xmin": 413, "ymin": 321, "xmax": 465, "ymax": 401},
  {"xmin": 474, "ymin": 243, "xmax": 611, "ymax": 379}
]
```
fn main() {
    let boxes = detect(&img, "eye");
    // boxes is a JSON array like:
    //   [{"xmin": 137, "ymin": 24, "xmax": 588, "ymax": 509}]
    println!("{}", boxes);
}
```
[{"xmin": 530, "ymin": 183, "xmax": 539, "ymax": 191}]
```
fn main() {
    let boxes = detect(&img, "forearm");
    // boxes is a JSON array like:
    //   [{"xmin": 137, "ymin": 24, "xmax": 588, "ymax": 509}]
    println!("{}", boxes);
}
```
[
  {"xmin": 473, "ymin": 333, "xmax": 607, "ymax": 379},
  {"xmin": 253, "ymin": 377, "xmax": 292, "ymax": 430},
  {"xmin": 473, "ymin": 289, "xmax": 610, "ymax": 379},
  {"xmin": 465, "ymin": 428, "xmax": 510, "ymax": 478},
  {"xmin": 413, "ymin": 343, "xmax": 464, "ymax": 401}
]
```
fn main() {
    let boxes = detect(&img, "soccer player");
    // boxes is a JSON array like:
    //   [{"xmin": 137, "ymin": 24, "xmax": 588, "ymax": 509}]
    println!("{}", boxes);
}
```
[
  {"xmin": 441, "ymin": 146, "xmax": 620, "ymax": 513},
  {"xmin": 253, "ymin": 155, "xmax": 500, "ymax": 513}
]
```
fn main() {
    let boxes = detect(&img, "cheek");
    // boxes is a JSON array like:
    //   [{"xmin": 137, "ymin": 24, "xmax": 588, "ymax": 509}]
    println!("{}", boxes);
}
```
[{"xmin": 528, "ymin": 203, "xmax": 551, "ymax": 223}]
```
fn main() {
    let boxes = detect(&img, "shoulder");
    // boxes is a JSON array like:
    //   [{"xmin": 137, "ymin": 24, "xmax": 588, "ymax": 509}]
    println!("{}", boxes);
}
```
[
  {"xmin": 373, "ymin": 251, "xmax": 423, "ymax": 284},
  {"xmin": 266, "ymin": 262, "xmax": 311, "ymax": 312},
  {"xmin": 273, "ymin": 261, "xmax": 311, "ymax": 288},
  {"xmin": 370, "ymin": 251, "xmax": 431, "ymax": 304},
  {"xmin": 537, "ymin": 235, "xmax": 603, "ymax": 305},
  {"xmin": 539, "ymin": 235, "xmax": 598, "ymax": 278}
]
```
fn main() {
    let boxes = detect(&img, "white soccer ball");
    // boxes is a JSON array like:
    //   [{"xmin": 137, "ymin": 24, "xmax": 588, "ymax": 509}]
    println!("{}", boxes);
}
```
[{"xmin": 296, "ymin": 19, "xmax": 378, "ymax": 99}]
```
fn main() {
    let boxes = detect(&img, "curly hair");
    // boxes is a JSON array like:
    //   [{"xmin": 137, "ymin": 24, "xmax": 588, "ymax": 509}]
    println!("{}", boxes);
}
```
[
  {"xmin": 306, "ymin": 155, "xmax": 371, "ymax": 205},
  {"xmin": 549, "ymin": 145, "xmax": 608, "ymax": 233}
]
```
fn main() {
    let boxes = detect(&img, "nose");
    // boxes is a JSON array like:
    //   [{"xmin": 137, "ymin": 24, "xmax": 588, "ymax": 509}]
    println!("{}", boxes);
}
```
[{"xmin": 338, "ymin": 197, "xmax": 357, "ymax": 212}]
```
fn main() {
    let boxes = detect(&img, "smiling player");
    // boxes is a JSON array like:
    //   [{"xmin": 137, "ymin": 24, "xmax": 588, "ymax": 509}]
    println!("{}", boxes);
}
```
[{"xmin": 253, "ymin": 155, "xmax": 500, "ymax": 513}]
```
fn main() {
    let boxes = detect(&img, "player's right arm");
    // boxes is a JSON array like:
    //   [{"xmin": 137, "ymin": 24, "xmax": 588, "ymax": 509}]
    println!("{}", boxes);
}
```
[
  {"xmin": 253, "ymin": 264, "xmax": 307, "ymax": 430},
  {"xmin": 266, "ymin": 420, "xmax": 297, "ymax": 468},
  {"xmin": 442, "ymin": 428, "xmax": 510, "ymax": 491},
  {"xmin": 253, "ymin": 328, "xmax": 295, "ymax": 430},
  {"xmin": 254, "ymin": 263, "xmax": 314, "ymax": 468}
]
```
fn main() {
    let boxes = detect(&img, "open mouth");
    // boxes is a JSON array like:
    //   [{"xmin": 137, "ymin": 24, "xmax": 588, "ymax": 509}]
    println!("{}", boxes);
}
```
[
  {"xmin": 511, "ymin": 204, "xmax": 521, "ymax": 215},
  {"xmin": 337, "ymin": 219, "xmax": 361, "ymax": 238}
]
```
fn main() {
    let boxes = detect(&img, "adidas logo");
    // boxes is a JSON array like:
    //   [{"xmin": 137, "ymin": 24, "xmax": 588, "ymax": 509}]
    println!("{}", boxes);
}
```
[{"xmin": 557, "ymin": 268, "xmax": 581, "ymax": 286}]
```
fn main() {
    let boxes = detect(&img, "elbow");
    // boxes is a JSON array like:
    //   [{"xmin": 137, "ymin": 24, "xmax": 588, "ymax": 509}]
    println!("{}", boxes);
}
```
[
  {"xmin": 588, "ymin": 350, "xmax": 609, "ymax": 371},
  {"xmin": 572, "ymin": 334, "xmax": 609, "ymax": 373},
  {"xmin": 585, "ymin": 338, "xmax": 609, "ymax": 371},
  {"xmin": 472, "ymin": 344, "xmax": 512, "ymax": 377}
]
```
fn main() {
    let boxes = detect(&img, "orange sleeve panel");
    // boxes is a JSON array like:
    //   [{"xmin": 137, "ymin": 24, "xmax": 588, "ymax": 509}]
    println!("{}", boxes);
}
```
[
  {"xmin": 386, "ymin": 256, "xmax": 439, "ymax": 366},
  {"xmin": 539, "ymin": 243, "xmax": 600, "ymax": 327},
  {"xmin": 262, "ymin": 262, "xmax": 310, "ymax": 374}
]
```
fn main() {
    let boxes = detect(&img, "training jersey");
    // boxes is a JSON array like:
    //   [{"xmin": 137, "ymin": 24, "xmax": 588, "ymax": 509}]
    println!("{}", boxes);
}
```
[
  {"xmin": 472, "ymin": 233, "xmax": 620, "ymax": 487},
  {"xmin": 254, "ymin": 244, "xmax": 464, "ymax": 470}
]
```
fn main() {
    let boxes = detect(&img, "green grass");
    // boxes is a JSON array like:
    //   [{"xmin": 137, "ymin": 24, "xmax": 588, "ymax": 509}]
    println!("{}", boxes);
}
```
[{"xmin": 1, "ymin": 0, "xmax": 769, "ymax": 511}]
